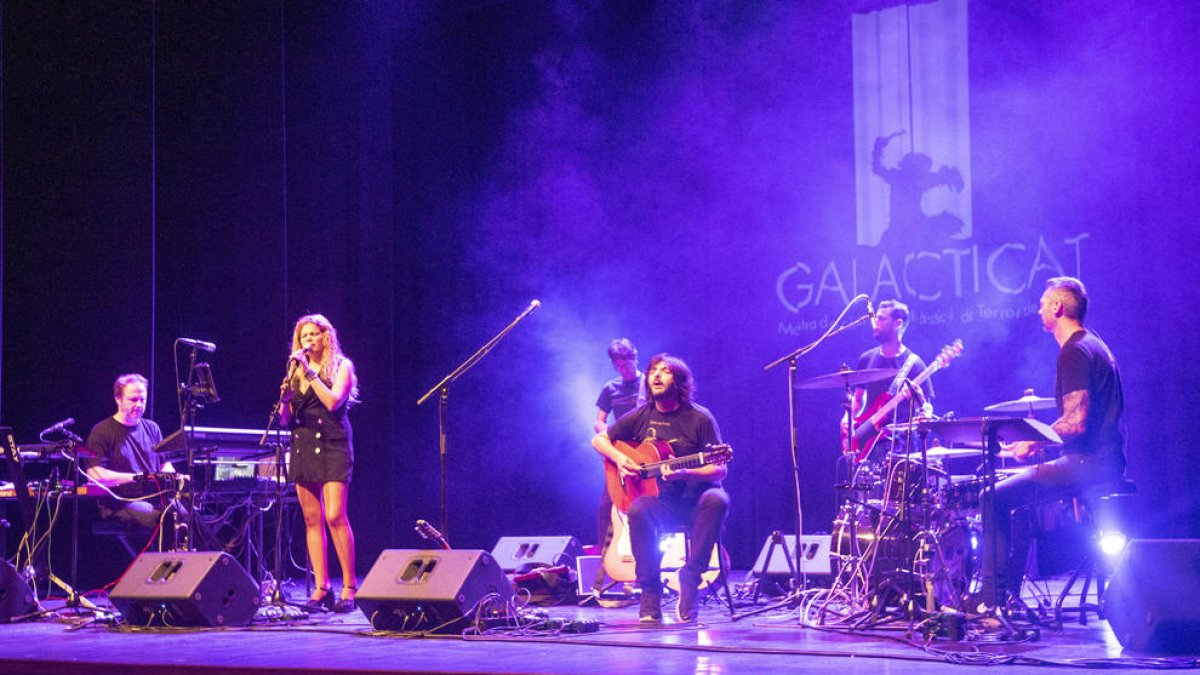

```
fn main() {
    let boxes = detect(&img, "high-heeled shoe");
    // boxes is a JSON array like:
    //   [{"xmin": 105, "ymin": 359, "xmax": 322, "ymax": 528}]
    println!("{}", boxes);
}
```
[
  {"xmin": 334, "ymin": 585, "xmax": 357, "ymax": 614},
  {"xmin": 305, "ymin": 585, "xmax": 334, "ymax": 612}
]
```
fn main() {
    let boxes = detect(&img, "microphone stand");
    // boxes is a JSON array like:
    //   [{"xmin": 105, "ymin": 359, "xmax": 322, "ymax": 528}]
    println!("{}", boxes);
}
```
[
  {"xmin": 417, "ymin": 301, "xmax": 540, "ymax": 538},
  {"xmin": 173, "ymin": 341, "xmax": 205, "ymax": 552},
  {"xmin": 258, "ymin": 360, "xmax": 300, "ymax": 607},
  {"xmin": 754, "ymin": 295, "xmax": 871, "ymax": 608}
]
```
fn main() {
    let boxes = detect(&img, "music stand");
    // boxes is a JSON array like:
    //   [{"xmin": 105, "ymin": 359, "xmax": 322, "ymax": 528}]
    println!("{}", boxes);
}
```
[{"xmin": 172, "ymin": 346, "xmax": 222, "ymax": 551}]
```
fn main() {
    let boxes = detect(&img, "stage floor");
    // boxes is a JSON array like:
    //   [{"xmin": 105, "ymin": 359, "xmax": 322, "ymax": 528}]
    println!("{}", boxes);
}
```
[{"xmin": 0, "ymin": 574, "xmax": 1194, "ymax": 675}]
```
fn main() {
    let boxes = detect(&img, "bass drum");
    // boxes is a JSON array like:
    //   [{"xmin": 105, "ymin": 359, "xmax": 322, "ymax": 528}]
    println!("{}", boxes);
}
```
[
  {"xmin": 830, "ymin": 504, "xmax": 910, "ymax": 578},
  {"xmin": 918, "ymin": 518, "xmax": 981, "ymax": 611},
  {"xmin": 831, "ymin": 503, "xmax": 875, "ymax": 563}
]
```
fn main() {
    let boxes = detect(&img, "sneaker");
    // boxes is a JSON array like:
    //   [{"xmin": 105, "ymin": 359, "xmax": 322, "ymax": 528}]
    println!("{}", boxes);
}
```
[
  {"xmin": 676, "ymin": 568, "xmax": 702, "ymax": 623},
  {"xmin": 639, "ymin": 591, "xmax": 662, "ymax": 624}
]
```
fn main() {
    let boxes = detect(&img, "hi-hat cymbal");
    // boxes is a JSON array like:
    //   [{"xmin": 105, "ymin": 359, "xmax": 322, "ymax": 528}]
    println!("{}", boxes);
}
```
[
  {"xmin": 794, "ymin": 367, "xmax": 898, "ymax": 390},
  {"xmin": 984, "ymin": 394, "xmax": 1057, "ymax": 414},
  {"xmin": 893, "ymin": 446, "xmax": 983, "ymax": 460}
]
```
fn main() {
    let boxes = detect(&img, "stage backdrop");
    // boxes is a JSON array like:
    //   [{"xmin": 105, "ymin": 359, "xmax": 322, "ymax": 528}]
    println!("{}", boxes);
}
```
[{"xmin": 3, "ymin": 0, "xmax": 1198, "ymax": 574}]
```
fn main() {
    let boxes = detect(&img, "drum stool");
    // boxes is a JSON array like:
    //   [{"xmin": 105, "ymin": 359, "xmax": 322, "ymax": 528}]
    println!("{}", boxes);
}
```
[{"xmin": 1054, "ymin": 478, "xmax": 1137, "ymax": 630}]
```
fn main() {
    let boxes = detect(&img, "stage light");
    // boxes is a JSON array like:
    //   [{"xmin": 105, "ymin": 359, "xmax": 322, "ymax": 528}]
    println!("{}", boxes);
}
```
[{"xmin": 1098, "ymin": 530, "xmax": 1127, "ymax": 558}]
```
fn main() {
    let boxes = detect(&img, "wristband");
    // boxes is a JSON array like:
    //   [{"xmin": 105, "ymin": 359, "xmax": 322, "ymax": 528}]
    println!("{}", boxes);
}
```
[{"xmin": 304, "ymin": 369, "xmax": 318, "ymax": 381}]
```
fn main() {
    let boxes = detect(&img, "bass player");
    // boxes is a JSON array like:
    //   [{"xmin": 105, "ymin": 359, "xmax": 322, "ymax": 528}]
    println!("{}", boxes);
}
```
[{"xmin": 842, "ymin": 299, "xmax": 935, "ymax": 460}]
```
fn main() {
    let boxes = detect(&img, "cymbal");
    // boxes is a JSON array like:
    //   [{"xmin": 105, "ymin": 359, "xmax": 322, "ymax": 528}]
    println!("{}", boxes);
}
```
[
  {"xmin": 893, "ymin": 446, "xmax": 983, "ymax": 460},
  {"xmin": 794, "ymin": 367, "xmax": 898, "ymax": 390},
  {"xmin": 883, "ymin": 419, "xmax": 934, "ymax": 434},
  {"xmin": 983, "ymin": 394, "xmax": 1057, "ymax": 414}
]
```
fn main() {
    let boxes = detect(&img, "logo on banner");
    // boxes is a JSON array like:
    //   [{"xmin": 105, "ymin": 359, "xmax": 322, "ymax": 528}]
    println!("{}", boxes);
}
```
[{"xmin": 776, "ymin": 0, "xmax": 1089, "ymax": 335}]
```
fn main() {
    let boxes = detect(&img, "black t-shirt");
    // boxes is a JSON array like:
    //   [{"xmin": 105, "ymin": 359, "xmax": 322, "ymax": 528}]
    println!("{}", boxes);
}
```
[
  {"xmin": 607, "ymin": 402, "xmax": 723, "ymax": 506},
  {"xmin": 854, "ymin": 346, "xmax": 934, "ymax": 423},
  {"xmin": 1056, "ymin": 329, "xmax": 1125, "ymax": 460},
  {"xmin": 85, "ymin": 417, "xmax": 165, "ymax": 474},
  {"xmin": 595, "ymin": 373, "xmax": 646, "ymax": 424}
]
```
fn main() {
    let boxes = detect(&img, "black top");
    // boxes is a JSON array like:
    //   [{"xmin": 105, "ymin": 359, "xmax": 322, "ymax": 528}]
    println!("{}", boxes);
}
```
[
  {"xmin": 287, "ymin": 383, "xmax": 354, "ymax": 484},
  {"xmin": 595, "ymin": 372, "xmax": 646, "ymax": 424},
  {"xmin": 85, "ymin": 417, "xmax": 165, "ymax": 474},
  {"xmin": 1056, "ymin": 329, "xmax": 1125, "ymax": 461},
  {"xmin": 607, "ymin": 402, "xmax": 723, "ymax": 507},
  {"xmin": 855, "ymin": 346, "xmax": 935, "ymax": 423}
]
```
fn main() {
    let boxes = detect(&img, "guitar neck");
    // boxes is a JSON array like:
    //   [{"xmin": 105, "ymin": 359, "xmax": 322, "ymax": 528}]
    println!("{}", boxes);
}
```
[
  {"xmin": 639, "ymin": 449, "xmax": 720, "ymax": 479},
  {"xmin": 853, "ymin": 367, "xmax": 937, "ymax": 441}
]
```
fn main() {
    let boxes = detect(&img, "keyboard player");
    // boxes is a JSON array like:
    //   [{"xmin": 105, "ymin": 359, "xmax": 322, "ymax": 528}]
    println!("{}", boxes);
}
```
[{"xmin": 84, "ymin": 373, "xmax": 179, "ymax": 532}]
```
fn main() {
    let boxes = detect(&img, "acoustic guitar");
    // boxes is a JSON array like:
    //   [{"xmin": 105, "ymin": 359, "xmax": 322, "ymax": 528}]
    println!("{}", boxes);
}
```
[
  {"xmin": 604, "ymin": 440, "xmax": 733, "ymax": 513},
  {"xmin": 601, "ymin": 440, "xmax": 733, "ymax": 586}
]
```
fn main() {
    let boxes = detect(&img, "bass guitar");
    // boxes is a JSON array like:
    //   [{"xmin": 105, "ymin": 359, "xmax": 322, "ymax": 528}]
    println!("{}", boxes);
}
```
[{"xmin": 845, "ymin": 339, "xmax": 964, "ymax": 462}]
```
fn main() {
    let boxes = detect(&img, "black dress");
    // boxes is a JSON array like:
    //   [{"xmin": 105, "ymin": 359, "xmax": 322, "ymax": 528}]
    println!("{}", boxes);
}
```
[{"xmin": 288, "ymin": 383, "xmax": 353, "ymax": 484}]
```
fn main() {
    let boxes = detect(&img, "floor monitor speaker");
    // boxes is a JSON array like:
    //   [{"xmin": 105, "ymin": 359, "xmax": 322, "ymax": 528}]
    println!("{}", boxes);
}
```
[
  {"xmin": 110, "ymin": 551, "xmax": 260, "ymax": 627},
  {"xmin": 358, "ymin": 549, "xmax": 514, "ymax": 633},
  {"xmin": 1103, "ymin": 539, "xmax": 1200, "ymax": 653}
]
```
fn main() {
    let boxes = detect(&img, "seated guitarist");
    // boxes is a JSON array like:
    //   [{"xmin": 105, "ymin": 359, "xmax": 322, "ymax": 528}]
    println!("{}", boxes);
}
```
[
  {"xmin": 842, "ymin": 299, "xmax": 935, "ymax": 459},
  {"xmin": 591, "ymin": 354, "xmax": 729, "ymax": 624}
]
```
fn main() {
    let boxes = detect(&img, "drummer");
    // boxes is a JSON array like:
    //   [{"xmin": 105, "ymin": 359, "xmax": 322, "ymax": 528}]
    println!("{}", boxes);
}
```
[{"xmin": 841, "ymin": 300, "xmax": 935, "ymax": 459}]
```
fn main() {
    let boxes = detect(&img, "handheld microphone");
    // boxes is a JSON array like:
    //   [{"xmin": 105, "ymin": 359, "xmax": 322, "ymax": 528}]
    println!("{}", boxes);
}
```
[
  {"xmin": 40, "ymin": 417, "xmax": 75, "ymax": 437},
  {"xmin": 178, "ymin": 337, "xmax": 217, "ymax": 352},
  {"xmin": 285, "ymin": 346, "xmax": 311, "ymax": 372}
]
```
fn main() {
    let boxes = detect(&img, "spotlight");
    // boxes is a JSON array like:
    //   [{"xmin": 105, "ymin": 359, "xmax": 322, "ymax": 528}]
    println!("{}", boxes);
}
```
[{"xmin": 1098, "ymin": 530, "xmax": 1128, "ymax": 558}]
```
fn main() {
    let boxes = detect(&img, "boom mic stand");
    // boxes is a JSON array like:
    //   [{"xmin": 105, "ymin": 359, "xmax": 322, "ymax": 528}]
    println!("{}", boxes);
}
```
[
  {"xmin": 418, "ymin": 299, "xmax": 541, "ymax": 538},
  {"xmin": 758, "ymin": 295, "xmax": 871, "ymax": 598}
]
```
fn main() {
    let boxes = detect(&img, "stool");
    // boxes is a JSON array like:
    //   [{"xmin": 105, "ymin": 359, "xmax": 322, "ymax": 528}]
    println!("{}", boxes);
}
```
[
  {"xmin": 1054, "ymin": 478, "xmax": 1136, "ymax": 629},
  {"xmin": 91, "ymin": 519, "xmax": 141, "ymax": 560},
  {"xmin": 662, "ymin": 529, "xmax": 735, "ymax": 617}
]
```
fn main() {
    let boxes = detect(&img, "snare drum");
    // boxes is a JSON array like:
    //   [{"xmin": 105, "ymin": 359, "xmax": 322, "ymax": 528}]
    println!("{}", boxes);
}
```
[
  {"xmin": 941, "ymin": 476, "xmax": 985, "ymax": 512},
  {"xmin": 938, "ymin": 471, "xmax": 1017, "ymax": 513}
]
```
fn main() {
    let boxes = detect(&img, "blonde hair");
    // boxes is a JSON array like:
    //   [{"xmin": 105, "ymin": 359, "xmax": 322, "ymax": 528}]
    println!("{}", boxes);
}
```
[{"xmin": 290, "ymin": 313, "xmax": 360, "ymax": 404}]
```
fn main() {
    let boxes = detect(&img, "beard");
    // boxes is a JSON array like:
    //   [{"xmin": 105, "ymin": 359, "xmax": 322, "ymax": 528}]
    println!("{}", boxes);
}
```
[{"xmin": 649, "ymin": 381, "xmax": 678, "ymax": 403}]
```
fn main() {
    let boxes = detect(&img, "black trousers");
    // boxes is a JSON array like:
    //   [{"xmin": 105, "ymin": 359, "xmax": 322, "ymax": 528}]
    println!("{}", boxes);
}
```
[
  {"xmin": 979, "ymin": 453, "xmax": 1124, "ymax": 599},
  {"xmin": 628, "ymin": 487, "xmax": 729, "ymax": 593}
]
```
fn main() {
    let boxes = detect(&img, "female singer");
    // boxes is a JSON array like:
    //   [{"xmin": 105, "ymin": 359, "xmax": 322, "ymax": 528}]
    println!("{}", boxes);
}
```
[{"xmin": 279, "ymin": 313, "xmax": 360, "ymax": 612}]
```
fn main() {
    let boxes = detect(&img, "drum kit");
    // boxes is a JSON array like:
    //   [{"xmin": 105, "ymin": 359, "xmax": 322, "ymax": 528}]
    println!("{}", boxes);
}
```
[{"xmin": 799, "ymin": 368, "xmax": 1061, "ymax": 619}]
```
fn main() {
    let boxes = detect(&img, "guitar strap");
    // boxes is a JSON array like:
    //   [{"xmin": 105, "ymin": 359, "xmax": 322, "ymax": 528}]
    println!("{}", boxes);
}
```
[{"xmin": 886, "ymin": 351, "xmax": 920, "ymax": 397}]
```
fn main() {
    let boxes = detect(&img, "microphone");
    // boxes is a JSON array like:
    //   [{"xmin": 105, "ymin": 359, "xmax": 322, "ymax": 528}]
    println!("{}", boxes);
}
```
[
  {"xmin": 866, "ymin": 297, "xmax": 875, "ymax": 320},
  {"xmin": 518, "ymin": 299, "xmax": 542, "ymax": 319},
  {"xmin": 40, "ymin": 417, "xmax": 75, "ymax": 437},
  {"xmin": 287, "ymin": 346, "xmax": 313, "ymax": 367},
  {"xmin": 178, "ymin": 337, "xmax": 217, "ymax": 352}
]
